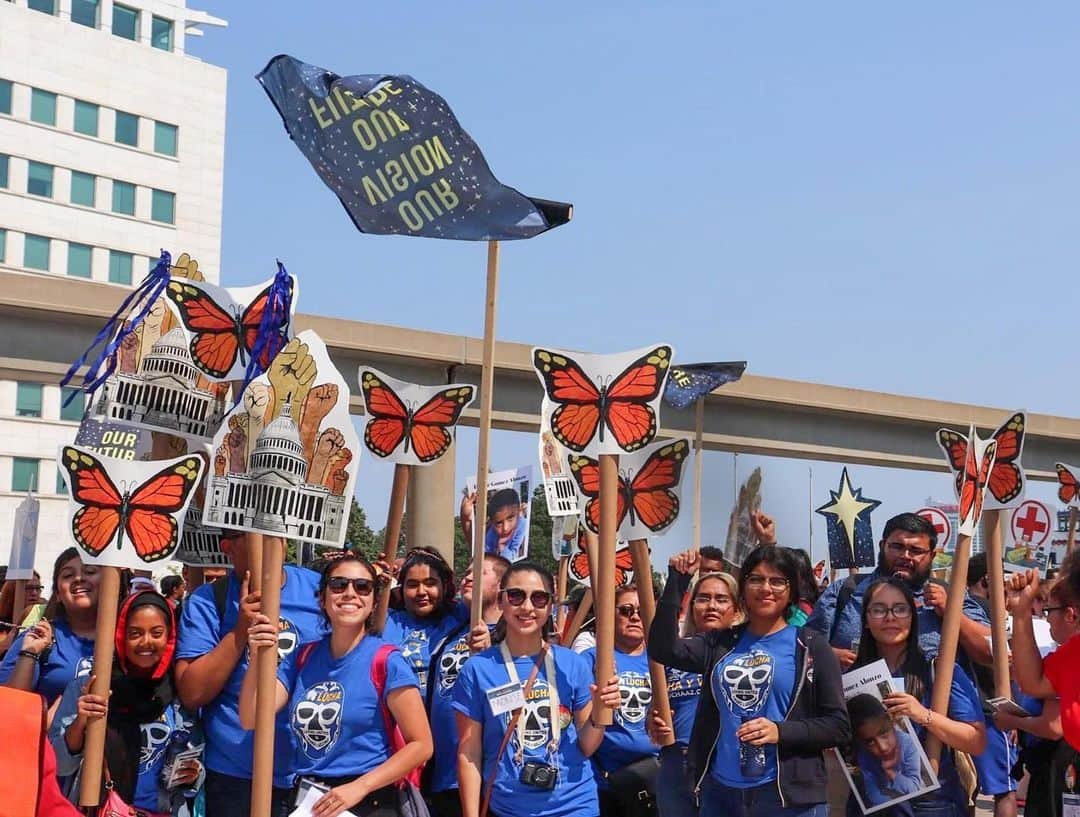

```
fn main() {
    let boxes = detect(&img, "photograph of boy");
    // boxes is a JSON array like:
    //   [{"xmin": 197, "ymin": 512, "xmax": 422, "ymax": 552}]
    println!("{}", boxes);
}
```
[{"xmin": 848, "ymin": 693, "xmax": 926, "ymax": 806}]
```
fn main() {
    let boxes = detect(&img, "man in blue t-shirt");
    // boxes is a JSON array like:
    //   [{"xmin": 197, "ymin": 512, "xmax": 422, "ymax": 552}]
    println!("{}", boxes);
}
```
[{"xmin": 175, "ymin": 534, "xmax": 326, "ymax": 817}]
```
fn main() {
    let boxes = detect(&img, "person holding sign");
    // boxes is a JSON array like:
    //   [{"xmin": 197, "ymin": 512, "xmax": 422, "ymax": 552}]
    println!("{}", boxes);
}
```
[
  {"xmin": 649, "ymin": 547, "xmax": 849, "ymax": 817},
  {"xmin": 0, "ymin": 549, "xmax": 109, "ymax": 704},
  {"xmin": 845, "ymin": 694, "xmax": 925, "ymax": 806},
  {"xmin": 453, "ymin": 561, "xmax": 621, "ymax": 817},
  {"xmin": 461, "ymin": 488, "xmax": 529, "ymax": 562},
  {"xmin": 50, "ymin": 591, "xmax": 203, "ymax": 815},
  {"xmin": 240, "ymin": 553, "xmax": 433, "ymax": 817},
  {"xmin": 0, "ymin": 570, "xmax": 43, "ymax": 658},
  {"xmin": 848, "ymin": 577, "xmax": 986, "ymax": 816}
]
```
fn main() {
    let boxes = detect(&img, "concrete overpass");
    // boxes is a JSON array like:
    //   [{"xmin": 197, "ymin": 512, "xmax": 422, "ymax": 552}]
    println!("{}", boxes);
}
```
[{"xmin": 4, "ymin": 269, "xmax": 1079, "ymax": 481}]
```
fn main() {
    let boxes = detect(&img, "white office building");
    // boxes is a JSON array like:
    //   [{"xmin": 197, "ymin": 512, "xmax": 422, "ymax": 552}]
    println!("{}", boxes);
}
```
[{"xmin": 0, "ymin": 0, "xmax": 226, "ymax": 589}]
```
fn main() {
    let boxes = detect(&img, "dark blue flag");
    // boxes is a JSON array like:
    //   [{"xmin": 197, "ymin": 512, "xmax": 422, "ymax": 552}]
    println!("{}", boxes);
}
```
[
  {"xmin": 257, "ymin": 55, "xmax": 572, "ymax": 241},
  {"xmin": 662, "ymin": 361, "xmax": 746, "ymax": 409},
  {"xmin": 815, "ymin": 467, "xmax": 881, "ymax": 570}
]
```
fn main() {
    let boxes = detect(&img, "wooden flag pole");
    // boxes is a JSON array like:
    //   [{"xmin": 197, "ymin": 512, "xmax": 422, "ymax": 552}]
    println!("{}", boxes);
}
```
[
  {"xmin": 78, "ymin": 565, "xmax": 122, "ymax": 807},
  {"xmin": 983, "ymin": 511, "xmax": 1012, "ymax": 699},
  {"xmin": 373, "ymin": 464, "xmax": 411, "ymax": 632},
  {"xmin": 248, "ymin": 532, "xmax": 264, "ymax": 593},
  {"xmin": 924, "ymin": 531, "xmax": 973, "ymax": 770},
  {"xmin": 564, "ymin": 590, "xmax": 593, "ymax": 646},
  {"xmin": 1068, "ymin": 507, "xmax": 1078, "ymax": 557},
  {"xmin": 594, "ymin": 454, "xmax": 619, "ymax": 726},
  {"xmin": 250, "ymin": 535, "xmax": 284, "ymax": 817},
  {"xmin": 692, "ymin": 399, "xmax": 705, "ymax": 552},
  {"xmin": 628, "ymin": 538, "xmax": 674, "ymax": 747},
  {"xmin": 470, "ymin": 240, "xmax": 500, "ymax": 630},
  {"xmin": 556, "ymin": 555, "xmax": 570, "ymax": 631},
  {"xmin": 11, "ymin": 580, "xmax": 26, "ymax": 628}
]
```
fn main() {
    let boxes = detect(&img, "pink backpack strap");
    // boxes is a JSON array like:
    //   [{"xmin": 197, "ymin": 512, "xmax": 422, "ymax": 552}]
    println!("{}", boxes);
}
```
[
  {"xmin": 296, "ymin": 641, "xmax": 319, "ymax": 670},
  {"xmin": 370, "ymin": 643, "xmax": 424, "ymax": 788}
]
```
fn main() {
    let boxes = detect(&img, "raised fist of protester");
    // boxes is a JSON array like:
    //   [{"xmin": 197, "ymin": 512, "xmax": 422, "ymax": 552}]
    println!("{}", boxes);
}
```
[
  {"xmin": 750, "ymin": 510, "xmax": 777, "ymax": 545},
  {"xmin": 591, "ymin": 673, "xmax": 622, "ymax": 714},
  {"xmin": 246, "ymin": 613, "xmax": 280, "ymax": 653},
  {"xmin": 460, "ymin": 490, "xmax": 477, "ymax": 525},
  {"xmin": 737, "ymin": 716, "xmax": 779, "ymax": 746},
  {"xmin": 669, "ymin": 549, "xmax": 700, "ymax": 576},
  {"xmin": 1008, "ymin": 569, "xmax": 1040, "ymax": 612},
  {"xmin": 267, "ymin": 336, "xmax": 316, "ymax": 416},
  {"xmin": 882, "ymin": 690, "xmax": 930, "ymax": 725},
  {"xmin": 923, "ymin": 582, "xmax": 948, "ymax": 617}
]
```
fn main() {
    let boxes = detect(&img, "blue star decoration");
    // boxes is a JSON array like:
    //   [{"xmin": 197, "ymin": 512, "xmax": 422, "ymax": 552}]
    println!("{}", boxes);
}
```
[
  {"xmin": 662, "ymin": 361, "xmax": 747, "ymax": 409},
  {"xmin": 815, "ymin": 467, "xmax": 881, "ymax": 569}
]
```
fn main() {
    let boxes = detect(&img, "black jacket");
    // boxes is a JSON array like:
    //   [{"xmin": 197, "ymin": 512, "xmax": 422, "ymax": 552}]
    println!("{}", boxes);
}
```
[{"xmin": 648, "ymin": 567, "xmax": 851, "ymax": 806}]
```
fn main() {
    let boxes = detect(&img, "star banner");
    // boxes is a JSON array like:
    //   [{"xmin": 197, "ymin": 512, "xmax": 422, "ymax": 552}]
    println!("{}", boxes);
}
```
[
  {"xmin": 816, "ymin": 467, "xmax": 881, "ymax": 570},
  {"xmin": 257, "ymin": 55, "xmax": 572, "ymax": 241}
]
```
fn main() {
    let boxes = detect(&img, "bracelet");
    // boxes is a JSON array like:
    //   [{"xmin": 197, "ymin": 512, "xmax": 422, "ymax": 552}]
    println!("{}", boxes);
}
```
[
  {"xmin": 18, "ymin": 649, "xmax": 41, "ymax": 663},
  {"xmin": 922, "ymin": 709, "xmax": 933, "ymax": 728}
]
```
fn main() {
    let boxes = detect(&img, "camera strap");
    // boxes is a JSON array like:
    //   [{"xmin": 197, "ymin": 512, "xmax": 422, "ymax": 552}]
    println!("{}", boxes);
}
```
[{"xmin": 480, "ymin": 643, "xmax": 551, "ymax": 817}]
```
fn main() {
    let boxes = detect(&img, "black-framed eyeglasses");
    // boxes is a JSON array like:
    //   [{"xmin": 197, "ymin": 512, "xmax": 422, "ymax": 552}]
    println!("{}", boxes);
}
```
[
  {"xmin": 326, "ymin": 576, "xmax": 375, "ymax": 596},
  {"xmin": 745, "ymin": 575, "xmax": 790, "ymax": 591},
  {"xmin": 885, "ymin": 542, "xmax": 932, "ymax": 558},
  {"xmin": 1042, "ymin": 605, "xmax": 1070, "ymax": 617},
  {"xmin": 501, "ymin": 588, "xmax": 552, "ymax": 609},
  {"xmin": 693, "ymin": 593, "xmax": 733, "ymax": 607},
  {"xmin": 616, "ymin": 604, "xmax": 641, "ymax": 619},
  {"xmin": 867, "ymin": 603, "xmax": 913, "ymax": 620},
  {"xmin": 25, "ymin": 584, "xmax": 43, "ymax": 592}
]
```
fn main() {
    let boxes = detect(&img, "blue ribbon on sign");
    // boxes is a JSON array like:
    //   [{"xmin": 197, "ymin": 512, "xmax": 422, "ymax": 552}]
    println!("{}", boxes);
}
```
[
  {"xmin": 60, "ymin": 250, "xmax": 172, "ymax": 405},
  {"xmin": 237, "ymin": 260, "xmax": 293, "ymax": 398}
]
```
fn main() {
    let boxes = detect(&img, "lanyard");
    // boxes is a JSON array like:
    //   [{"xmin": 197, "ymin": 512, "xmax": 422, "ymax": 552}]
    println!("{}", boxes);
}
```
[{"xmin": 499, "ymin": 642, "xmax": 561, "ymax": 765}]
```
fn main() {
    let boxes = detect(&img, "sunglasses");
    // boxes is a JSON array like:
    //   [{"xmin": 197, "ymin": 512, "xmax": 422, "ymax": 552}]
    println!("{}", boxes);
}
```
[
  {"xmin": 500, "ymin": 588, "xmax": 552, "ymax": 609},
  {"xmin": 325, "ymin": 576, "xmax": 375, "ymax": 596},
  {"xmin": 616, "ymin": 604, "xmax": 642, "ymax": 618}
]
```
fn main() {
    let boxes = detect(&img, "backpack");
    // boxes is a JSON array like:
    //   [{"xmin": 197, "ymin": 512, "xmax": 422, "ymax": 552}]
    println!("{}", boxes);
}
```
[{"xmin": 828, "ymin": 573, "xmax": 864, "ymax": 644}]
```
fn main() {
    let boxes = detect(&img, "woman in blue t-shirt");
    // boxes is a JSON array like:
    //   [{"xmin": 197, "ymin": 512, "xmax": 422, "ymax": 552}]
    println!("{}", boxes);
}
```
[
  {"xmin": 454, "ymin": 560, "xmax": 621, "ymax": 817},
  {"xmin": 848, "ymin": 578, "xmax": 986, "ymax": 817},
  {"xmin": 382, "ymin": 548, "xmax": 469, "ymax": 693},
  {"xmin": 240, "ymin": 553, "xmax": 433, "ymax": 817},
  {"xmin": 651, "ymin": 570, "xmax": 744, "ymax": 817},
  {"xmin": 649, "ymin": 546, "xmax": 850, "ymax": 817},
  {"xmin": 0, "ymin": 548, "xmax": 111, "ymax": 704}
]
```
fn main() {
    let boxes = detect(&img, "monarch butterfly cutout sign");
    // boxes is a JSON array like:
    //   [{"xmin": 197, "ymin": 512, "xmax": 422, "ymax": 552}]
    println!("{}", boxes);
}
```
[
  {"xmin": 937, "ymin": 411, "xmax": 1027, "ymax": 513},
  {"xmin": 1055, "ymin": 462, "xmax": 1080, "ymax": 557}
]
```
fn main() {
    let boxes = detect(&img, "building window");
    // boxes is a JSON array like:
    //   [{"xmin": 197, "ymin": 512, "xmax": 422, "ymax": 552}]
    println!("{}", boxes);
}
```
[
  {"xmin": 27, "ymin": 0, "xmax": 55, "ymax": 14},
  {"xmin": 73, "ymin": 100, "xmax": 99, "ymax": 136},
  {"xmin": 12, "ymin": 459, "xmax": 40, "ymax": 492},
  {"xmin": 30, "ymin": 88, "xmax": 57, "ymax": 126},
  {"xmin": 154, "ymin": 121, "xmax": 178, "ymax": 156},
  {"xmin": 71, "ymin": 0, "xmax": 98, "ymax": 27},
  {"xmin": 0, "ymin": 154, "xmax": 7, "ymax": 188},
  {"xmin": 109, "ymin": 250, "xmax": 133, "ymax": 284},
  {"xmin": 0, "ymin": 79, "xmax": 11, "ymax": 115},
  {"xmin": 112, "ymin": 4, "xmax": 139, "ymax": 40},
  {"xmin": 0, "ymin": 229, "xmax": 5, "ymax": 263},
  {"xmin": 23, "ymin": 234, "xmax": 50, "ymax": 271},
  {"xmin": 114, "ymin": 111, "xmax": 139, "ymax": 147},
  {"xmin": 151, "ymin": 16, "xmax": 173, "ymax": 51},
  {"xmin": 112, "ymin": 180, "xmax": 136, "ymax": 215},
  {"xmin": 60, "ymin": 387, "xmax": 85, "ymax": 421},
  {"xmin": 27, "ymin": 162, "xmax": 54, "ymax": 198},
  {"xmin": 56, "ymin": 468, "xmax": 68, "ymax": 495},
  {"xmin": 67, "ymin": 242, "xmax": 93, "ymax": 278},
  {"xmin": 16, "ymin": 383, "xmax": 43, "ymax": 418},
  {"xmin": 151, "ymin": 189, "xmax": 175, "ymax": 224},
  {"xmin": 70, "ymin": 171, "xmax": 96, "ymax": 207}
]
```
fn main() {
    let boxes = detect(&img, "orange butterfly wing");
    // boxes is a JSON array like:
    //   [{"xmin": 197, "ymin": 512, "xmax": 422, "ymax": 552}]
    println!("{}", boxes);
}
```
[
  {"xmin": 534, "ymin": 350, "xmax": 602, "ymax": 452},
  {"xmin": 569, "ymin": 551, "xmax": 592, "ymax": 583},
  {"xmin": 628, "ymin": 440, "xmax": 688, "ymax": 531},
  {"xmin": 239, "ymin": 286, "xmax": 288, "ymax": 369},
  {"xmin": 361, "ymin": 372, "xmax": 409, "ymax": 457},
  {"xmin": 1057, "ymin": 464, "xmax": 1079, "ymax": 505},
  {"xmin": 988, "ymin": 413, "xmax": 1025, "ymax": 505},
  {"xmin": 604, "ymin": 346, "xmax": 671, "ymax": 452},
  {"xmin": 569, "ymin": 456, "xmax": 628, "ymax": 534},
  {"xmin": 938, "ymin": 429, "xmax": 969, "ymax": 497},
  {"xmin": 613, "ymin": 548, "xmax": 635, "ymax": 587},
  {"xmin": 125, "ymin": 457, "xmax": 202, "ymax": 562},
  {"xmin": 166, "ymin": 281, "xmax": 240, "ymax": 378},
  {"xmin": 61, "ymin": 447, "xmax": 123, "ymax": 556},
  {"xmin": 409, "ymin": 387, "xmax": 474, "ymax": 463}
]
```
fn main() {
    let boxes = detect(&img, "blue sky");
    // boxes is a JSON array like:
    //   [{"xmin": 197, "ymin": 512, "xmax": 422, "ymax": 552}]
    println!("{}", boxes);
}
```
[{"xmin": 188, "ymin": 2, "xmax": 1079, "ymax": 566}]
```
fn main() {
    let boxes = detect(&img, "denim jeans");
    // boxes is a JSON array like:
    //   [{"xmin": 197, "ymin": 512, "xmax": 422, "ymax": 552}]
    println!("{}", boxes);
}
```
[
  {"xmin": 698, "ymin": 777, "xmax": 827, "ymax": 817},
  {"xmin": 657, "ymin": 744, "xmax": 698, "ymax": 817},
  {"xmin": 204, "ymin": 769, "xmax": 293, "ymax": 817}
]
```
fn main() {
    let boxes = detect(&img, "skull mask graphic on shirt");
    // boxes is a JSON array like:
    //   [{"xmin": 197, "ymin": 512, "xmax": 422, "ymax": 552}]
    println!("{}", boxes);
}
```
[
  {"xmin": 292, "ymin": 681, "xmax": 344, "ymax": 756},
  {"xmin": 719, "ymin": 649, "xmax": 775, "ymax": 714}
]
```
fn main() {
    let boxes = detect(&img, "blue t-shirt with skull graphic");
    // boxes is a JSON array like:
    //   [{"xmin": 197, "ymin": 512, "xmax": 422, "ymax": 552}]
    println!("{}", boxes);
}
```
[
  {"xmin": 276, "ymin": 634, "xmax": 416, "ymax": 779},
  {"xmin": 176, "ymin": 566, "xmax": 326, "ymax": 787},
  {"xmin": 583, "ymin": 647, "xmax": 658, "ymax": 780},
  {"xmin": 666, "ymin": 667, "xmax": 703, "ymax": 745},
  {"xmin": 709, "ymin": 625, "xmax": 797, "ymax": 788},
  {"xmin": 453, "ymin": 644, "xmax": 598, "ymax": 817},
  {"xmin": 382, "ymin": 602, "xmax": 468, "ymax": 691}
]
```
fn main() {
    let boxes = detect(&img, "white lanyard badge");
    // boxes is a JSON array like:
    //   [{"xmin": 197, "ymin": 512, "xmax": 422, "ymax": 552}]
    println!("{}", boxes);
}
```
[{"xmin": 498, "ymin": 642, "xmax": 561, "ymax": 765}]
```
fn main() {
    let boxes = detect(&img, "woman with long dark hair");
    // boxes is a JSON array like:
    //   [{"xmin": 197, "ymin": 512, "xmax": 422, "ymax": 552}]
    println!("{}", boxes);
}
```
[
  {"xmin": 454, "ymin": 560, "xmax": 621, "ymax": 817},
  {"xmin": 50, "ymin": 591, "xmax": 203, "ymax": 815},
  {"xmin": 240, "ymin": 553, "xmax": 432, "ymax": 817},
  {"xmin": 649, "ymin": 546, "xmax": 849, "ymax": 817},
  {"xmin": 848, "ymin": 577, "xmax": 986, "ymax": 817}
]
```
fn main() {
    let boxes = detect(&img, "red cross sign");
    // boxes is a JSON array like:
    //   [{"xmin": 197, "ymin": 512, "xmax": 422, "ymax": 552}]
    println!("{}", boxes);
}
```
[
  {"xmin": 915, "ymin": 507, "xmax": 952, "ymax": 552},
  {"xmin": 1010, "ymin": 500, "xmax": 1051, "ymax": 546}
]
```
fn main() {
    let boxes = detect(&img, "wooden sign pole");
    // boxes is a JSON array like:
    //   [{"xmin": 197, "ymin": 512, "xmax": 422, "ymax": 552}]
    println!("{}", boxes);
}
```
[
  {"xmin": 564, "ymin": 589, "xmax": 593, "ymax": 646},
  {"xmin": 628, "ymin": 538, "xmax": 674, "ymax": 747},
  {"xmin": 250, "ymin": 535, "xmax": 284, "ymax": 817},
  {"xmin": 78, "ymin": 565, "xmax": 121, "ymax": 807},
  {"xmin": 1068, "ymin": 507, "xmax": 1078, "ymax": 557},
  {"xmin": 593, "ymin": 453, "xmax": 619, "ymax": 726},
  {"xmin": 983, "ymin": 511, "xmax": 1011, "ymax": 699},
  {"xmin": 11, "ymin": 580, "xmax": 26, "ymax": 628},
  {"xmin": 373, "ymin": 463, "xmax": 410, "ymax": 632},
  {"xmin": 188, "ymin": 566, "xmax": 205, "ymax": 587},
  {"xmin": 470, "ymin": 240, "xmax": 500, "ymax": 630},
  {"xmin": 924, "ymin": 531, "xmax": 973, "ymax": 770},
  {"xmin": 692, "ymin": 400, "xmax": 704, "ymax": 552},
  {"xmin": 556, "ymin": 555, "xmax": 570, "ymax": 631}
]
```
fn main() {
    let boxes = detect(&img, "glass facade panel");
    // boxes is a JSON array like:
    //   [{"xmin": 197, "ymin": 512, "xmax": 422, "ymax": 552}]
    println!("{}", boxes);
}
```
[
  {"xmin": 112, "ymin": 180, "xmax": 136, "ymax": 215},
  {"xmin": 154, "ymin": 121, "xmax": 178, "ymax": 156},
  {"xmin": 30, "ymin": 89, "xmax": 57, "ymax": 126},
  {"xmin": 112, "ymin": 4, "xmax": 138, "ymax": 40},
  {"xmin": 70, "ymin": 171, "xmax": 96, "ymax": 207},
  {"xmin": 73, "ymin": 100, "xmax": 99, "ymax": 136},
  {"xmin": 115, "ymin": 111, "xmax": 139, "ymax": 146},
  {"xmin": 24, "ymin": 235, "xmax": 50, "ymax": 271},
  {"xmin": 109, "ymin": 250, "xmax": 133, "ymax": 284},
  {"xmin": 151, "ymin": 189, "xmax": 175, "ymax": 224},
  {"xmin": 68, "ymin": 243, "xmax": 93, "ymax": 278},
  {"xmin": 27, "ymin": 162, "xmax": 54, "ymax": 198}
]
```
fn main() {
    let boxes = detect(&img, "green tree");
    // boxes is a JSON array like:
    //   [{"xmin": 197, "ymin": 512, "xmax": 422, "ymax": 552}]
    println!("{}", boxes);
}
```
[{"xmin": 346, "ymin": 499, "xmax": 379, "ymax": 559}]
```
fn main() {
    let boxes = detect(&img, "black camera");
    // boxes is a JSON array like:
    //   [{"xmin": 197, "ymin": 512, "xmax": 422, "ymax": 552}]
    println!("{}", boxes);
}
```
[{"xmin": 519, "ymin": 760, "xmax": 558, "ymax": 790}]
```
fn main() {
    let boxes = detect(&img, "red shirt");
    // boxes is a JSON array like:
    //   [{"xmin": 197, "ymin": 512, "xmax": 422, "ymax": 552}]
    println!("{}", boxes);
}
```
[{"xmin": 1044, "ymin": 633, "xmax": 1080, "ymax": 752}]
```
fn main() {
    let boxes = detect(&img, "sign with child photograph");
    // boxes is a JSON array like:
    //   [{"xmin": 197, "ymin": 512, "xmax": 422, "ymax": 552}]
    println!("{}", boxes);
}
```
[
  {"xmin": 833, "ymin": 660, "xmax": 939, "ymax": 814},
  {"xmin": 461, "ymin": 466, "xmax": 532, "ymax": 562}
]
